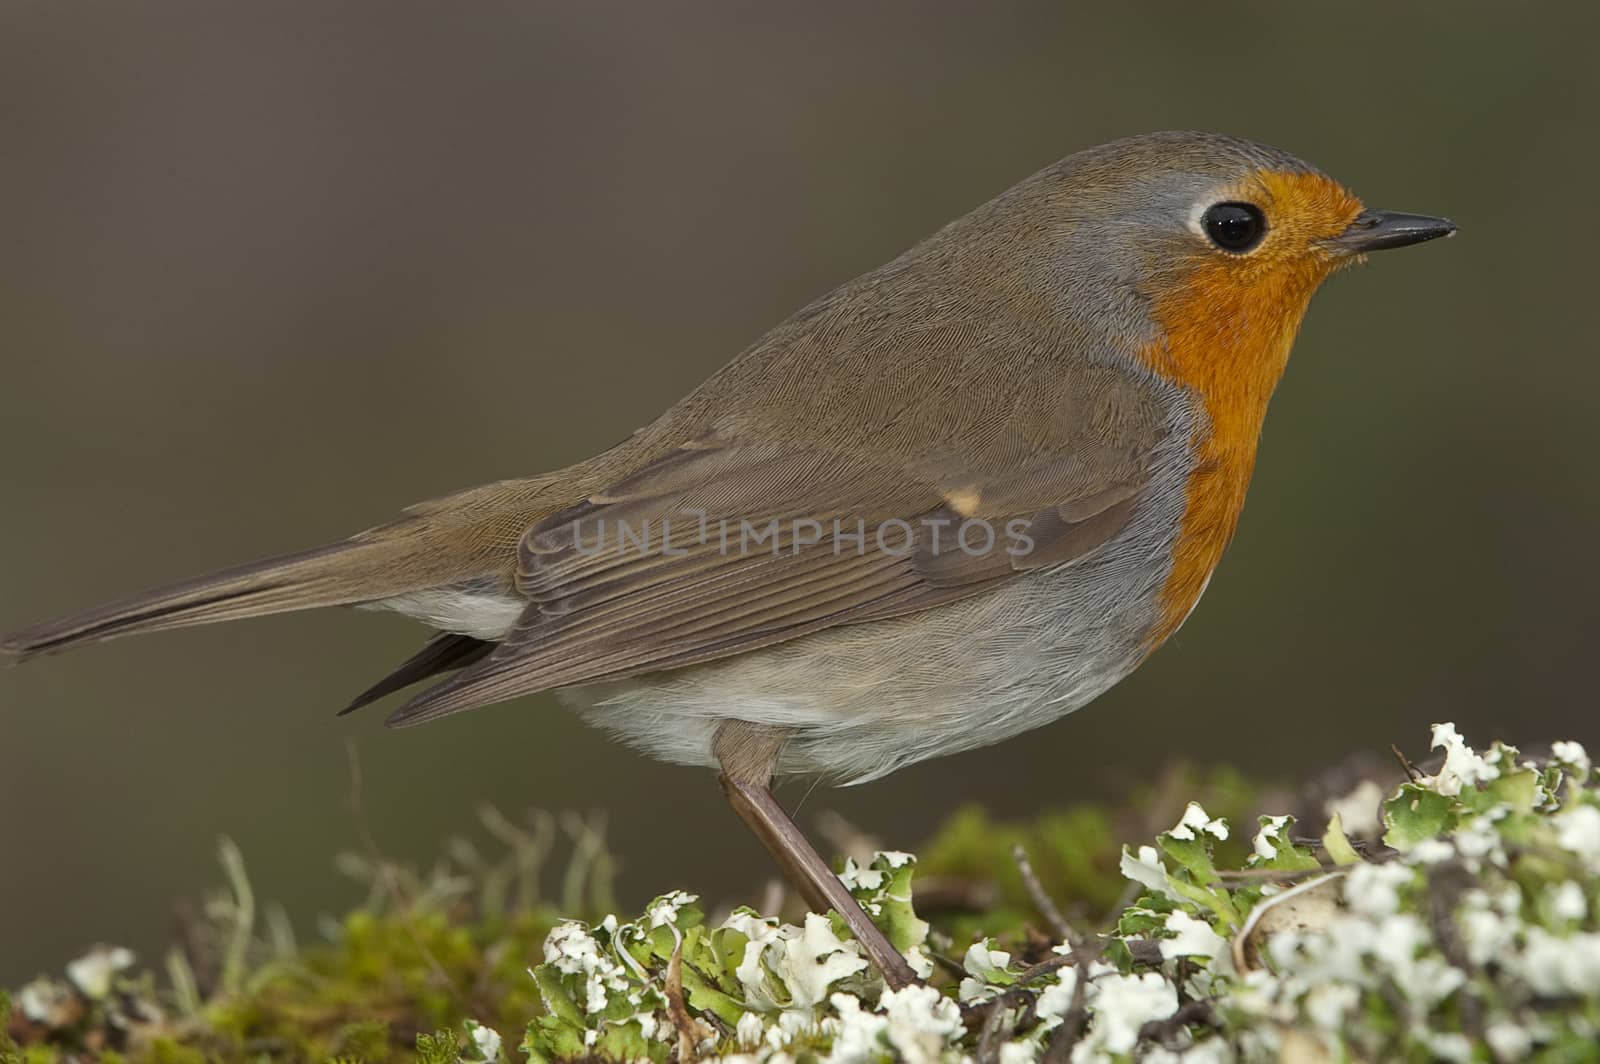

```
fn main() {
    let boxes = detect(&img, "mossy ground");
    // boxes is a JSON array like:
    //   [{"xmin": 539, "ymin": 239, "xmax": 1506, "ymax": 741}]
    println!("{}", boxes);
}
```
[{"xmin": 5, "ymin": 727, "xmax": 1597, "ymax": 1063}]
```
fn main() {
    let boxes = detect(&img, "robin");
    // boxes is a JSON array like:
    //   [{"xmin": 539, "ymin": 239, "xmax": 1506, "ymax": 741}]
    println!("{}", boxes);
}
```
[{"xmin": 2, "ymin": 131, "xmax": 1454, "ymax": 987}]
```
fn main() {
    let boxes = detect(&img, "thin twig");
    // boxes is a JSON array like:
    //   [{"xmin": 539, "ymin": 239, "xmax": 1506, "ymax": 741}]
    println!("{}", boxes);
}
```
[
  {"xmin": 973, "ymin": 991, "xmax": 1015, "ymax": 1064},
  {"xmin": 1011, "ymin": 844, "xmax": 1073, "ymax": 943},
  {"xmin": 1391, "ymin": 744, "xmax": 1422, "ymax": 783},
  {"xmin": 664, "ymin": 941, "xmax": 698, "ymax": 1064},
  {"xmin": 1013, "ymin": 936, "xmax": 1163, "ymax": 989},
  {"xmin": 1014, "ymin": 953, "xmax": 1076, "ymax": 987},
  {"xmin": 1038, "ymin": 922, "xmax": 1124, "ymax": 1063},
  {"xmin": 1136, "ymin": 999, "xmax": 1222, "ymax": 1051},
  {"xmin": 929, "ymin": 950, "xmax": 970, "ymax": 982},
  {"xmin": 1040, "ymin": 946, "xmax": 1092, "ymax": 1064},
  {"xmin": 1215, "ymin": 865, "xmax": 1335, "ymax": 882},
  {"xmin": 966, "ymin": 992, "xmax": 1004, "ymax": 1056}
]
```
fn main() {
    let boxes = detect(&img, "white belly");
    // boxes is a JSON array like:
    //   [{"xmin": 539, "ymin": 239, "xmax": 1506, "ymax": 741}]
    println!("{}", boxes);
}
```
[{"xmin": 362, "ymin": 588, "xmax": 524, "ymax": 641}]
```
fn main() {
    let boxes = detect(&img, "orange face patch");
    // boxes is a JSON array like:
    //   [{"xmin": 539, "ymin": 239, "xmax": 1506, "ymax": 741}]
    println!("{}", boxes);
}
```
[{"xmin": 1139, "ymin": 170, "xmax": 1365, "ymax": 649}]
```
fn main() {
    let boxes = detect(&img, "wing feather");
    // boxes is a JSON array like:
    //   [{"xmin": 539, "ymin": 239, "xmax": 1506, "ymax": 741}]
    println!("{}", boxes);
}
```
[{"xmin": 385, "ymin": 439, "xmax": 1147, "ymax": 727}]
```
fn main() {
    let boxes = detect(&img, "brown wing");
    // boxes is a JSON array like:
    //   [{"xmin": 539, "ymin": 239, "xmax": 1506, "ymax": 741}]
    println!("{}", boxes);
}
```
[{"xmin": 385, "ymin": 437, "xmax": 1146, "ymax": 726}]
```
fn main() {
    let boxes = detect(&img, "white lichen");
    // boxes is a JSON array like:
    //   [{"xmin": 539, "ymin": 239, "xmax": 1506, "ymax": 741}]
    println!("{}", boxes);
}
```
[
  {"xmin": 464, "ymin": 1020, "xmax": 503, "ymax": 1062},
  {"xmin": 957, "ymin": 939, "xmax": 1012, "ymax": 1003},
  {"xmin": 1160, "ymin": 910, "xmax": 1227, "ymax": 963},
  {"xmin": 1251, "ymin": 814, "xmax": 1290, "ymax": 859},
  {"xmin": 1118, "ymin": 844, "xmax": 1172, "ymax": 895},
  {"xmin": 837, "ymin": 858, "xmax": 886, "ymax": 893},
  {"xmin": 16, "ymin": 979, "xmax": 74, "ymax": 1024},
  {"xmin": 726, "ymin": 910, "xmax": 868, "ymax": 1011},
  {"xmin": 878, "ymin": 984, "xmax": 964, "ymax": 1062},
  {"xmin": 1427, "ymin": 721, "xmax": 1499, "ymax": 796},
  {"xmin": 1324, "ymin": 778, "xmax": 1385, "ymax": 838},
  {"xmin": 1341, "ymin": 861, "xmax": 1414, "ymax": 918},
  {"xmin": 543, "ymin": 922, "xmax": 630, "ymax": 1015},
  {"xmin": 646, "ymin": 890, "xmax": 698, "ymax": 928},
  {"xmin": 1169, "ymin": 801, "xmax": 1229, "ymax": 841},
  {"xmin": 64, "ymin": 945, "xmax": 135, "ymax": 1000},
  {"xmin": 734, "ymin": 1011, "xmax": 766, "ymax": 1049},
  {"xmin": 1547, "ymin": 880, "xmax": 1588, "ymax": 922},
  {"xmin": 1085, "ymin": 972, "xmax": 1179, "ymax": 1055},
  {"xmin": 1551, "ymin": 739, "xmax": 1591, "ymax": 777},
  {"xmin": 519, "ymin": 725, "xmax": 1600, "ymax": 1064},
  {"xmin": 1554, "ymin": 802, "xmax": 1600, "ymax": 870},
  {"xmin": 1517, "ymin": 927, "xmax": 1600, "ymax": 996}
]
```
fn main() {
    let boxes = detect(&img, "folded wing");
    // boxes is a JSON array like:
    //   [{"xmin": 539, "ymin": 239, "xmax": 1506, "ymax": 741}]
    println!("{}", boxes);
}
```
[{"xmin": 386, "ymin": 436, "xmax": 1147, "ymax": 726}]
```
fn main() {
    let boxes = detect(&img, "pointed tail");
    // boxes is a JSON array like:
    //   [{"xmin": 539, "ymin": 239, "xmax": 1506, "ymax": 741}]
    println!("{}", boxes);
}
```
[{"xmin": 1, "ymin": 539, "xmax": 429, "ymax": 662}]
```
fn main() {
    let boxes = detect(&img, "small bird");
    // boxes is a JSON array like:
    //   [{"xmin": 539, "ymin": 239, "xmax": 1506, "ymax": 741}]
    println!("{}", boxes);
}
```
[{"xmin": 2, "ymin": 131, "xmax": 1454, "ymax": 987}]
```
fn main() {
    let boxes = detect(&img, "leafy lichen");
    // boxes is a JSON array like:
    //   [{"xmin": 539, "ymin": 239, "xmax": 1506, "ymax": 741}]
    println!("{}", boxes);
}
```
[{"xmin": 7, "ymin": 726, "xmax": 1598, "ymax": 1062}]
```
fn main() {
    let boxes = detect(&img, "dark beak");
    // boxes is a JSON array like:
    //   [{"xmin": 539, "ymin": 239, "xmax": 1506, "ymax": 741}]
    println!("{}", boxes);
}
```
[{"xmin": 1329, "ymin": 209, "xmax": 1457, "ymax": 254}]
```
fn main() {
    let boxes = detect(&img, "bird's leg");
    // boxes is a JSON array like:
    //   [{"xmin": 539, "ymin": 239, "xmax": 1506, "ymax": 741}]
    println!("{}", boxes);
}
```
[{"xmin": 712, "ymin": 720, "xmax": 918, "ymax": 990}]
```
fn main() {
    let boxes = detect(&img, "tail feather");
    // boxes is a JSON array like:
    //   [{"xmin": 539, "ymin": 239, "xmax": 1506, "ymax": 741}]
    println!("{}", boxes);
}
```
[
  {"xmin": 338, "ymin": 632, "xmax": 493, "ymax": 716},
  {"xmin": 2, "ymin": 541, "xmax": 409, "ymax": 661}
]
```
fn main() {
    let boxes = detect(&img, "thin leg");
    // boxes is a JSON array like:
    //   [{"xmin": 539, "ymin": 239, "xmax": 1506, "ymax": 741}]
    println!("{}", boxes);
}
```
[{"xmin": 713, "ymin": 721, "xmax": 918, "ymax": 990}]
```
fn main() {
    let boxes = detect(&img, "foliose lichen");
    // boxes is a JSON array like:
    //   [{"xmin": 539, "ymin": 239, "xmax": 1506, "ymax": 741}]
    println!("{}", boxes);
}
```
[{"xmin": 6, "ymin": 725, "xmax": 1598, "ymax": 1063}]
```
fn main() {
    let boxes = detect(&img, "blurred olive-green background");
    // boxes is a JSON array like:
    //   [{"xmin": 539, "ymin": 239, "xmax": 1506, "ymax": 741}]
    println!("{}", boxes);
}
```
[{"xmin": 3, "ymin": 2, "xmax": 1596, "ymax": 982}]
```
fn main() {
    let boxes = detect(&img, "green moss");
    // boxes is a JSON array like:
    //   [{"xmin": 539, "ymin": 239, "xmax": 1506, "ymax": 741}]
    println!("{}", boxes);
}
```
[
  {"xmin": 1, "ymin": 994, "xmax": 20, "ymax": 1064},
  {"xmin": 195, "ymin": 904, "xmax": 557, "ymax": 1062},
  {"xmin": 413, "ymin": 1030, "xmax": 463, "ymax": 1064}
]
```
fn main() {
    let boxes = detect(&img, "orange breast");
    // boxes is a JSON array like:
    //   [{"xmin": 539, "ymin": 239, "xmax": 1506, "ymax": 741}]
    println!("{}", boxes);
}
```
[{"xmin": 1137, "ymin": 171, "xmax": 1363, "ymax": 648}]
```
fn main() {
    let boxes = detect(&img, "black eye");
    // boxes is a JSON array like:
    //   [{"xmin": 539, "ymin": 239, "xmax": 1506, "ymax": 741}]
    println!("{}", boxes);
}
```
[{"xmin": 1201, "ymin": 202, "xmax": 1267, "ymax": 253}]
